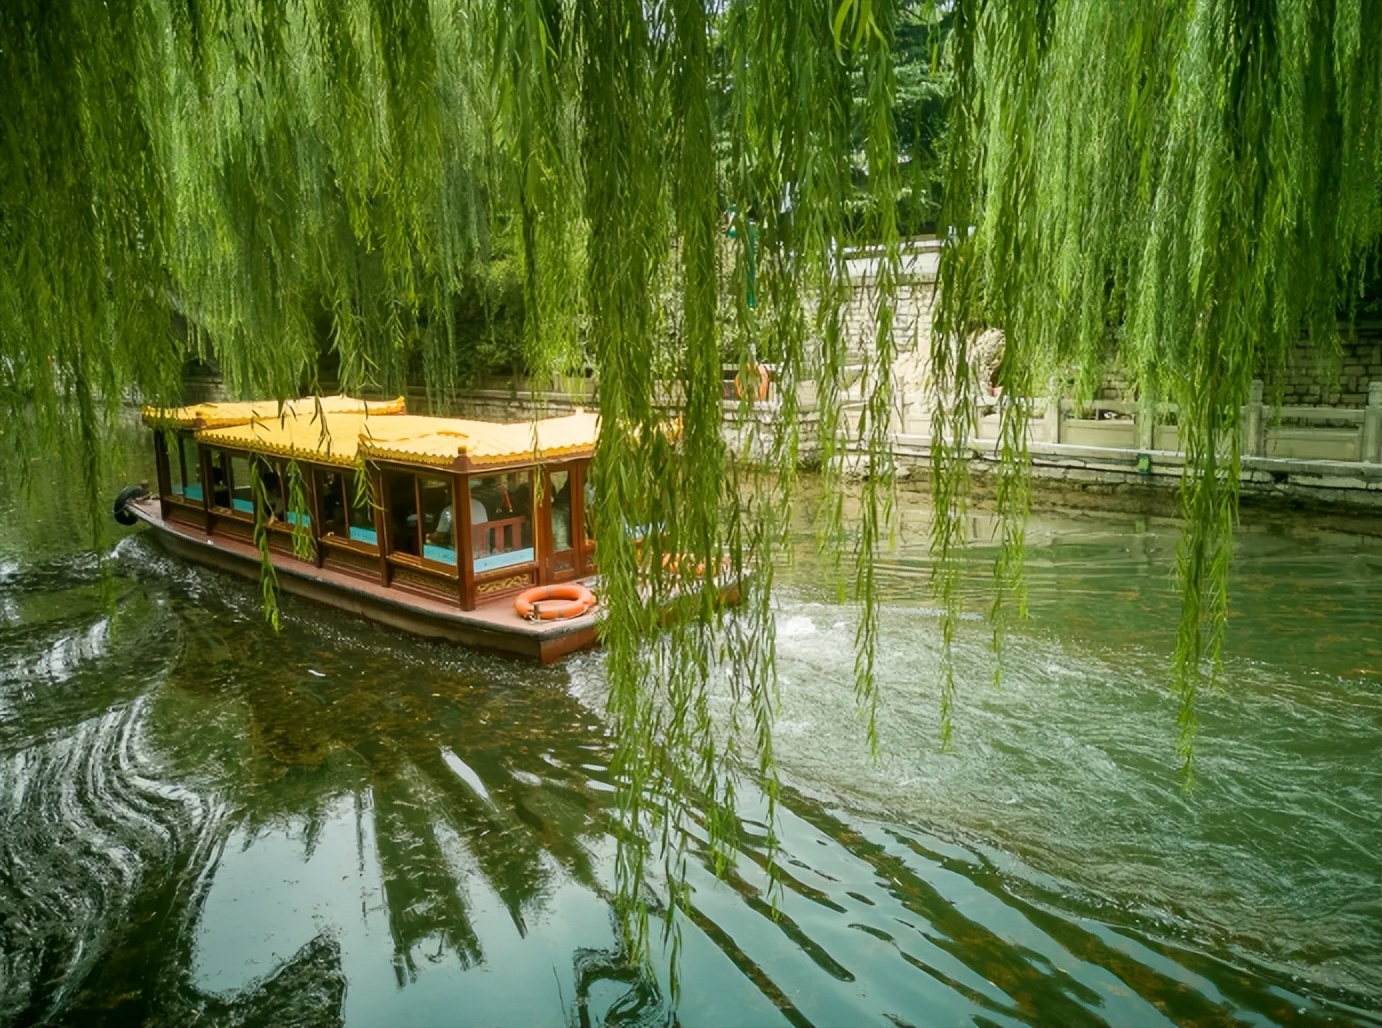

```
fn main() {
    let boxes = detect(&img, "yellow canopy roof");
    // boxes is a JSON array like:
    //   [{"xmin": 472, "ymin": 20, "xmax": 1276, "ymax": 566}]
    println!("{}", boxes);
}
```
[
  {"xmin": 360, "ymin": 410, "xmax": 600, "ymax": 467},
  {"xmin": 195, "ymin": 412, "xmax": 439, "ymax": 466},
  {"xmin": 191, "ymin": 407, "xmax": 599, "ymax": 470},
  {"xmin": 143, "ymin": 394, "xmax": 407, "ymax": 430}
]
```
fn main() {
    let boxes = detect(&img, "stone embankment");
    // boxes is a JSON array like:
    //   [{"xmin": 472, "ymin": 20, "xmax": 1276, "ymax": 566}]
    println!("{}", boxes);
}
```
[
  {"xmin": 875, "ymin": 378, "xmax": 1382, "ymax": 514},
  {"xmin": 836, "ymin": 241, "xmax": 1382, "ymax": 515}
]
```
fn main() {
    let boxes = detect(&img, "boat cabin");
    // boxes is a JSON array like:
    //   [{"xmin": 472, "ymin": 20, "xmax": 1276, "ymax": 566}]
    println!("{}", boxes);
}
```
[{"xmin": 143, "ymin": 396, "xmax": 597, "ymax": 612}]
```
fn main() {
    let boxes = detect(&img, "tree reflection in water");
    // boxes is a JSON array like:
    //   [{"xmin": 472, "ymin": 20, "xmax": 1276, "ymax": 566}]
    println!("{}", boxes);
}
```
[
  {"xmin": 143, "ymin": 564, "xmax": 672, "ymax": 1024},
  {"xmin": 3, "ymin": 528, "xmax": 1376, "ymax": 1026}
]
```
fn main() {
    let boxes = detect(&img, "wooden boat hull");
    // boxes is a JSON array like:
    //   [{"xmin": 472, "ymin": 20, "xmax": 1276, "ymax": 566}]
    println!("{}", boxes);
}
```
[{"xmin": 127, "ymin": 498, "xmax": 598, "ymax": 663}]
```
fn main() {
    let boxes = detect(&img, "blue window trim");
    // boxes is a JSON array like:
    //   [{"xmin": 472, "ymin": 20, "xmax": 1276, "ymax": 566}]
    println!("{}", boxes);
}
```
[
  {"xmin": 474, "ymin": 547, "xmax": 535, "ymax": 573},
  {"xmin": 423, "ymin": 544, "xmax": 457, "ymax": 565}
]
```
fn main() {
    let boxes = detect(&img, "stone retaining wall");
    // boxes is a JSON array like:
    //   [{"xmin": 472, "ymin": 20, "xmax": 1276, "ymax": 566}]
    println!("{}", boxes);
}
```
[
  {"xmin": 885, "ymin": 437, "xmax": 1382, "ymax": 516},
  {"xmin": 1269, "ymin": 334, "xmax": 1382, "ymax": 408}
]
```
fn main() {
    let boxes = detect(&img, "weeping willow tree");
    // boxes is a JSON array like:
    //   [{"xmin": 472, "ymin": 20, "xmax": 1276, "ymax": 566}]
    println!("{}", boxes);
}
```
[
  {"xmin": 2, "ymin": 0, "xmax": 1379, "ymax": 970},
  {"xmin": 931, "ymin": 0, "xmax": 1381, "ymax": 780}
]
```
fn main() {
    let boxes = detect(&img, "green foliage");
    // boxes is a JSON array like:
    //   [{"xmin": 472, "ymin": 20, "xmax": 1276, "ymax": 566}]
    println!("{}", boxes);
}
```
[
  {"xmin": 249, "ymin": 460, "xmax": 282, "ymax": 633},
  {"xmin": 2, "ymin": 0, "xmax": 1378, "ymax": 969},
  {"xmin": 286, "ymin": 460, "xmax": 316, "ymax": 562},
  {"xmin": 931, "ymin": 0, "xmax": 1382, "ymax": 779}
]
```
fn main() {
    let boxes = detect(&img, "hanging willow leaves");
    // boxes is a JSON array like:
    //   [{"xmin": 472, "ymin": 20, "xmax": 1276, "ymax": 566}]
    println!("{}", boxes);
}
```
[
  {"xmin": 932, "ymin": 0, "xmax": 1382, "ymax": 780},
  {"xmin": 2, "ymin": 0, "xmax": 1378, "ymax": 977}
]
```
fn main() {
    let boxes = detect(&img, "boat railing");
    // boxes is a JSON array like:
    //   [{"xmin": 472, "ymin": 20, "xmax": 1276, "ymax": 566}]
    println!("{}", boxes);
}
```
[
  {"xmin": 471, "ymin": 514, "xmax": 534, "ymax": 575},
  {"xmin": 473, "ymin": 515, "xmax": 527, "ymax": 557}
]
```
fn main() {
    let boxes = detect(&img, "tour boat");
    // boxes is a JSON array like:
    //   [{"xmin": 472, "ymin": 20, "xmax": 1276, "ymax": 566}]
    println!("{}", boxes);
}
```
[{"xmin": 119, "ymin": 395, "xmax": 609, "ymax": 663}]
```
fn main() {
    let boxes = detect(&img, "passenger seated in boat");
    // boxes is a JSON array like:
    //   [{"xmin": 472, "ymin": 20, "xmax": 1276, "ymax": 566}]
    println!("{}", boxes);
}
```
[
  {"xmin": 211, "ymin": 465, "xmax": 230, "ymax": 508},
  {"xmin": 551, "ymin": 479, "xmax": 572, "ymax": 550},
  {"xmin": 427, "ymin": 495, "xmax": 487, "ymax": 549},
  {"xmin": 319, "ymin": 473, "xmax": 345, "ymax": 534}
]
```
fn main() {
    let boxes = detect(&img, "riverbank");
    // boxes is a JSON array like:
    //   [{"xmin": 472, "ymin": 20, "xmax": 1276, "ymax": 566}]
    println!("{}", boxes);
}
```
[{"xmin": 886, "ymin": 440, "xmax": 1382, "ymax": 535}]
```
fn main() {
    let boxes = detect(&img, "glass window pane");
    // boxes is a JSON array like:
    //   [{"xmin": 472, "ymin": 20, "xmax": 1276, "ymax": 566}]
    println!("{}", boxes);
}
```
[
  {"xmin": 383, "ymin": 472, "xmax": 420, "ymax": 556},
  {"xmin": 176, "ymin": 436, "xmax": 203, "ymax": 500},
  {"xmin": 228, "ymin": 456, "xmax": 254, "ymax": 514},
  {"xmin": 318, "ymin": 470, "xmax": 347, "ymax": 537},
  {"xmin": 550, "ymin": 470, "xmax": 572, "ymax": 552},
  {"xmin": 255, "ymin": 459, "xmax": 285, "ymax": 521},
  {"xmin": 470, "ymin": 473, "xmax": 533, "ymax": 572},
  {"xmin": 345, "ymin": 472, "xmax": 378, "ymax": 546},
  {"xmin": 209, "ymin": 451, "xmax": 232, "ymax": 508},
  {"xmin": 583, "ymin": 471, "xmax": 596, "ymax": 541},
  {"xmin": 280, "ymin": 464, "xmax": 310, "ymax": 527},
  {"xmin": 419, "ymin": 477, "xmax": 455, "ymax": 564}
]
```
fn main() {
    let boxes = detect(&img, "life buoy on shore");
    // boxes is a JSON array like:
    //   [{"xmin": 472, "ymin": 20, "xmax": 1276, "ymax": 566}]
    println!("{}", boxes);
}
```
[
  {"xmin": 514, "ymin": 583, "xmax": 597, "ymax": 621},
  {"xmin": 734, "ymin": 363, "xmax": 771, "ymax": 402}
]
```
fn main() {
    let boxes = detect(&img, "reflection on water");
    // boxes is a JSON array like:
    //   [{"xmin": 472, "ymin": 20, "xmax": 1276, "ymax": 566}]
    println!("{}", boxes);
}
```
[{"xmin": 1, "ymin": 468, "xmax": 1379, "ymax": 1026}]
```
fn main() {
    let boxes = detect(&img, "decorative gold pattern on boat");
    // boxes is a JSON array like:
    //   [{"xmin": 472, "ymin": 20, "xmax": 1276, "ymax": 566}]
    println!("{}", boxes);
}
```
[
  {"xmin": 197, "ymin": 413, "xmax": 449, "ymax": 466},
  {"xmin": 391, "ymin": 565, "xmax": 457, "ymax": 596},
  {"xmin": 477, "ymin": 573, "xmax": 531, "ymax": 597}
]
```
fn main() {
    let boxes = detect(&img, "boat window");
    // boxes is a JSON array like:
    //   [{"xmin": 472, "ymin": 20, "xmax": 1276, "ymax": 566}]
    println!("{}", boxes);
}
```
[
  {"xmin": 549, "ymin": 470, "xmax": 573, "ymax": 552},
  {"xmin": 318, "ymin": 469, "xmax": 370, "ymax": 543},
  {"xmin": 174, "ymin": 435, "xmax": 203, "ymax": 501},
  {"xmin": 345, "ymin": 472, "xmax": 377, "ymax": 545},
  {"xmin": 470, "ymin": 472, "xmax": 533, "ymax": 572},
  {"xmin": 278, "ymin": 463, "xmax": 310, "ymax": 527},
  {"xmin": 383, "ymin": 471, "xmax": 454, "ymax": 562},
  {"xmin": 382, "ymin": 472, "xmax": 419, "ymax": 556},
  {"xmin": 318, "ymin": 470, "xmax": 346, "ymax": 536},
  {"xmin": 227, "ymin": 456, "xmax": 254, "ymax": 514},
  {"xmin": 207, "ymin": 450, "xmax": 233, "ymax": 508},
  {"xmin": 418, "ymin": 476, "xmax": 455, "ymax": 565},
  {"xmin": 583, "ymin": 474, "xmax": 596, "ymax": 541},
  {"xmin": 254, "ymin": 458, "xmax": 286, "ymax": 522}
]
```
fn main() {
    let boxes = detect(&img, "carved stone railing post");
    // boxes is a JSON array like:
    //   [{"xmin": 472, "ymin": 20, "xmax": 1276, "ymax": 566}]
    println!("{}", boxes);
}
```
[
  {"xmin": 1044, "ymin": 391, "xmax": 1062, "ymax": 444},
  {"xmin": 1362, "ymin": 381, "xmax": 1382, "ymax": 464},
  {"xmin": 1243, "ymin": 379, "xmax": 1266, "ymax": 457},
  {"xmin": 1136, "ymin": 387, "xmax": 1156, "ymax": 451}
]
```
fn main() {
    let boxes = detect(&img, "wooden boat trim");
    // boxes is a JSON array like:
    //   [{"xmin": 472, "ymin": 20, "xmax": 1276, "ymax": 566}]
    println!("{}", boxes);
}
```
[
  {"xmin": 126, "ymin": 496, "xmax": 599, "ymax": 664},
  {"xmin": 126, "ymin": 395, "xmax": 738, "ymax": 663}
]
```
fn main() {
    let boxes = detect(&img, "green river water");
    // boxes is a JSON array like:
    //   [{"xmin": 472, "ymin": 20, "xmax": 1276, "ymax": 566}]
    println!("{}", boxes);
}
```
[{"xmin": 1, "ymin": 454, "xmax": 1378, "ymax": 1027}]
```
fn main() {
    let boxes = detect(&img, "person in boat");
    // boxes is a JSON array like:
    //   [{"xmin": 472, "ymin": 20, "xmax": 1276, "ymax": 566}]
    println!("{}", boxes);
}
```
[
  {"xmin": 320, "ymin": 473, "xmax": 345, "ymax": 535},
  {"xmin": 428, "ymin": 494, "xmax": 488, "ymax": 549},
  {"xmin": 264, "ymin": 478, "xmax": 286, "ymax": 522},
  {"xmin": 551, "ymin": 478, "xmax": 572, "ymax": 550},
  {"xmin": 211, "ymin": 464, "xmax": 230, "ymax": 508}
]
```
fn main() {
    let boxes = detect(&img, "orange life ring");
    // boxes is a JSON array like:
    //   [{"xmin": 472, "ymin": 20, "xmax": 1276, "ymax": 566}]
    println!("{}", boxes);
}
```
[
  {"xmin": 514, "ymin": 583, "xmax": 597, "ymax": 621},
  {"xmin": 734, "ymin": 363, "xmax": 771, "ymax": 401}
]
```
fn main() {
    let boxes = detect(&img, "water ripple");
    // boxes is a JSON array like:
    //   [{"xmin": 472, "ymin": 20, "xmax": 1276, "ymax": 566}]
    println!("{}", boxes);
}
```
[{"xmin": 0, "ymin": 697, "xmax": 224, "ymax": 1027}]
